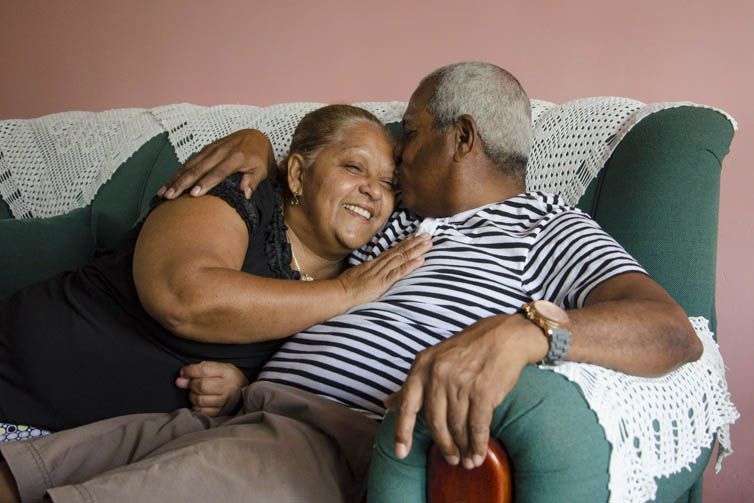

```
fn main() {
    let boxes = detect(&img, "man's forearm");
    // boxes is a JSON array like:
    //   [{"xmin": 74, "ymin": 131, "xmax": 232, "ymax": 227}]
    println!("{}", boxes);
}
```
[{"xmin": 565, "ymin": 298, "xmax": 701, "ymax": 377}]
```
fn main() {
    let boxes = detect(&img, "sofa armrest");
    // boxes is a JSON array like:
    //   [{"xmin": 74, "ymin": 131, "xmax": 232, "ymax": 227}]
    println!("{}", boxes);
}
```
[
  {"xmin": 577, "ymin": 107, "xmax": 735, "ymax": 329},
  {"xmin": 428, "ymin": 439, "xmax": 512, "ymax": 503},
  {"xmin": 368, "ymin": 367, "xmax": 611, "ymax": 502}
]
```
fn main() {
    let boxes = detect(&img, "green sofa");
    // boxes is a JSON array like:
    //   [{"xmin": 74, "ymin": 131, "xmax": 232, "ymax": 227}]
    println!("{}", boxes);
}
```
[{"xmin": 0, "ymin": 106, "xmax": 735, "ymax": 502}]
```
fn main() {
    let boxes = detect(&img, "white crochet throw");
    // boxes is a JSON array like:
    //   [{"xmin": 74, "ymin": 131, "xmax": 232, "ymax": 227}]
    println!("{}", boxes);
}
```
[{"xmin": 0, "ymin": 99, "xmax": 740, "ymax": 503}]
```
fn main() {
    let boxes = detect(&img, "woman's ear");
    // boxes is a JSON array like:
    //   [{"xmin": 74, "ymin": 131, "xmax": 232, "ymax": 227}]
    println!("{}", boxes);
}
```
[
  {"xmin": 286, "ymin": 153, "xmax": 306, "ymax": 197},
  {"xmin": 452, "ymin": 114, "xmax": 478, "ymax": 162}
]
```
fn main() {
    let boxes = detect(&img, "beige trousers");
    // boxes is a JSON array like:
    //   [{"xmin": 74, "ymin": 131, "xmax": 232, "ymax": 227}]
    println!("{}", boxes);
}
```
[{"xmin": 0, "ymin": 381, "xmax": 378, "ymax": 503}]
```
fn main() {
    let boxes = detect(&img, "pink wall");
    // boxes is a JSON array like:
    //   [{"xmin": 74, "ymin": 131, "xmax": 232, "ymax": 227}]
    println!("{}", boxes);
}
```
[{"xmin": 1, "ymin": 1, "xmax": 751, "ymax": 499}]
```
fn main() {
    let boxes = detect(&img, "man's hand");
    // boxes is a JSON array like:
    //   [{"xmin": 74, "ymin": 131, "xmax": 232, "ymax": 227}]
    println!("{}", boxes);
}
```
[
  {"xmin": 387, "ymin": 314, "xmax": 547, "ymax": 470},
  {"xmin": 175, "ymin": 361, "xmax": 249, "ymax": 416},
  {"xmin": 158, "ymin": 128, "xmax": 275, "ymax": 200}
]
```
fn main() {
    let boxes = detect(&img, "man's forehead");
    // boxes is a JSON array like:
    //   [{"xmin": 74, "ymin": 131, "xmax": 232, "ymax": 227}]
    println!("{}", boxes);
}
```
[{"xmin": 403, "ymin": 98, "xmax": 430, "ymax": 124}]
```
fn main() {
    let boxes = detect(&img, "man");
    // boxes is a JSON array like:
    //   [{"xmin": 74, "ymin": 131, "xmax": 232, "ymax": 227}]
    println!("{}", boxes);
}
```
[
  {"xmin": 162, "ymin": 61, "xmax": 701, "ymax": 466},
  {"xmin": 0, "ymin": 62, "xmax": 700, "ymax": 502}
]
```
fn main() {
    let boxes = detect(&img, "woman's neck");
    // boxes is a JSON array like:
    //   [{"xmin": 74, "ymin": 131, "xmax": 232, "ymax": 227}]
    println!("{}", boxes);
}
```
[{"xmin": 284, "ymin": 205, "xmax": 345, "ymax": 280}]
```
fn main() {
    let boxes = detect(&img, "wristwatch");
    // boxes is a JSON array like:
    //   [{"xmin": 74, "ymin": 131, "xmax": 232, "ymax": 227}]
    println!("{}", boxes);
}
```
[{"xmin": 522, "ymin": 300, "xmax": 572, "ymax": 365}]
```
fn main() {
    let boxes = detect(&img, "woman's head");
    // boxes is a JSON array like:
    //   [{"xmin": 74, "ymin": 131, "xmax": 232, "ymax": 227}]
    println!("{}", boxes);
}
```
[{"xmin": 282, "ymin": 105, "xmax": 396, "ymax": 256}]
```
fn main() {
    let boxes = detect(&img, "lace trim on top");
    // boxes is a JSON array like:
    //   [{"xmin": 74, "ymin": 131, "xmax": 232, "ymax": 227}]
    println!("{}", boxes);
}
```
[
  {"xmin": 266, "ymin": 183, "xmax": 299, "ymax": 280},
  {"xmin": 207, "ymin": 175, "xmax": 297, "ymax": 280}
]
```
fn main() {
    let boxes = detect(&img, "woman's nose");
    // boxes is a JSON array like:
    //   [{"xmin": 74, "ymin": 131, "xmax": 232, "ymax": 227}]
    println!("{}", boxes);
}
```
[{"xmin": 359, "ymin": 178, "xmax": 382, "ymax": 200}]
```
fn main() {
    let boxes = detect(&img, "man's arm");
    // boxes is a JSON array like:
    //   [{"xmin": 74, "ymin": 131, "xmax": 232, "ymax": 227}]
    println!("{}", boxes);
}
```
[
  {"xmin": 568, "ymin": 272, "xmax": 701, "ymax": 375},
  {"xmin": 390, "ymin": 272, "xmax": 701, "ymax": 470},
  {"xmin": 158, "ymin": 129, "xmax": 275, "ymax": 200}
]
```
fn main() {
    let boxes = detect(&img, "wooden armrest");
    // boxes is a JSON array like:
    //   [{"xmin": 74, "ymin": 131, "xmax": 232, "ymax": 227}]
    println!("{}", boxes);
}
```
[{"xmin": 428, "ymin": 438, "xmax": 513, "ymax": 503}]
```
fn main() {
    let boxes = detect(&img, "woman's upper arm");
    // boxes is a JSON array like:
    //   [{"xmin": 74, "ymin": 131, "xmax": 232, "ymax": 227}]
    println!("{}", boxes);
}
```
[{"xmin": 132, "ymin": 195, "xmax": 249, "ymax": 326}]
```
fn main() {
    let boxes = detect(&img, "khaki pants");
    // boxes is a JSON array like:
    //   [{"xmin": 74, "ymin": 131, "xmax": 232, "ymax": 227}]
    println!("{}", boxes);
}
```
[{"xmin": 1, "ymin": 381, "xmax": 378, "ymax": 503}]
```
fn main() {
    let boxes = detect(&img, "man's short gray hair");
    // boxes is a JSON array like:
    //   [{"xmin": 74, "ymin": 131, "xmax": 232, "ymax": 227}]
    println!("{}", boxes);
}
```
[{"xmin": 421, "ymin": 62, "xmax": 532, "ymax": 178}]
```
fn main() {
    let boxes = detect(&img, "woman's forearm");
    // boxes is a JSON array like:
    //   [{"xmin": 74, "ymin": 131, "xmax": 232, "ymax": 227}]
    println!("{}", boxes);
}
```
[{"xmin": 147, "ymin": 267, "xmax": 355, "ymax": 343}]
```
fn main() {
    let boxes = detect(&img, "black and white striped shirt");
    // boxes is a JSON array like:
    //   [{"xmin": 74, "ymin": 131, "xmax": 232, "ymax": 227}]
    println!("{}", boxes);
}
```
[{"xmin": 258, "ymin": 192, "xmax": 645, "ymax": 418}]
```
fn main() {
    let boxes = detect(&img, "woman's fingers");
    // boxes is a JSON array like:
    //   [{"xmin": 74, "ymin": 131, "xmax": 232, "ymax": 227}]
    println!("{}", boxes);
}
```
[
  {"xmin": 189, "ymin": 392, "xmax": 226, "ymax": 408},
  {"xmin": 193, "ymin": 406, "xmax": 222, "ymax": 417},
  {"xmin": 180, "ymin": 361, "xmax": 227, "ymax": 379},
  {"xmin": 374, "ymin": 234, "xmax": 431, "ymax": 272},
  {"xmin": 188, "ymin": 376, "xmax": 229, "ymax": 395}
]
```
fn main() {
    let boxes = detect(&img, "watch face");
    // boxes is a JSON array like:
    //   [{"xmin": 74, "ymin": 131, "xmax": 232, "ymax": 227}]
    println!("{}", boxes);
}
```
[{"xmin": 532, "ymin": 300, "xmax": 569, "ymax": 324}]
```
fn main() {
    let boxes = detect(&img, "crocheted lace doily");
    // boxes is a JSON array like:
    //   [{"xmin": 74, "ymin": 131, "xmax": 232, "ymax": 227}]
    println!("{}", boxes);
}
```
[
  {"xmin": 543, "ymin": 317, "xmax": 739, "ymax": 503},
  {"xmin": 0, "ymin": 99, "xmax": 739, "ymax": 503},
  {"xmin": 0, "ymin": 98, "xmax": 736, "ymax": 218}
]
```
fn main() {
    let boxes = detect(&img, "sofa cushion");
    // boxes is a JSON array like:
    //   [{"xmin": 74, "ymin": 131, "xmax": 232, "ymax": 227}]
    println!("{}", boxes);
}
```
[
  {"xmin": 0, "ymin": 196, "xmax": 11, "ymax": 219},
  {"xmin": 0, "ymin": 207, "xmax": 95, "ymax": 299},
  {"xmin": 91, "ymin": 132, "xmax": 181, "ymax": 251}
]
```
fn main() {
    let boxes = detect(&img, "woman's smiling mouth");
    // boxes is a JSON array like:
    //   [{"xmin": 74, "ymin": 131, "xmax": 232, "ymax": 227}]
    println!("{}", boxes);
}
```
[{"xmin": 343, "ymin": 203, "xmax": 373, "ymax": 221}]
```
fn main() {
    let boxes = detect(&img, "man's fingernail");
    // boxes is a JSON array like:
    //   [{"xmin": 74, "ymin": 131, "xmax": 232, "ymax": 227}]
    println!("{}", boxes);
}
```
[
  {"xmin": 395, "ymin": 443, "xmax": 409, "ymax": 459},
  {"xmin": 245, "ymin": 188, "xmax": 252, "ymax": 199},
  {"xmin": 190, "ymin": 186, "xmax": 201, "ymax": 196},
  {"xmin": 157, "ymin": 187, "xmax": 166, "ymax": 196},
  {"xmin": 463, "ymin": 457, "xmax": 475, "ymax": 469},
  {"xmin": 473, "ymin": 454, "xmax": 484, "ymax": 467},
  {"xmin": 165, "ymin": 188, "xmax": 175, "ymax": 199},
  {"xmin": 446, "ymin": 455, "xmax": 460, "ymax": 466}
]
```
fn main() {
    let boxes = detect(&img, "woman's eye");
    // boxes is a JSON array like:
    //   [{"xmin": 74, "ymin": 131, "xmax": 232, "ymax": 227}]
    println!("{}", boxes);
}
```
[
  {"xmin": 381, "ymin": 179, "xmax": 396, "ymax": 189},
  {"xmin": 345, "ymin": 164, "xmax": 363, "ymax": 174}
]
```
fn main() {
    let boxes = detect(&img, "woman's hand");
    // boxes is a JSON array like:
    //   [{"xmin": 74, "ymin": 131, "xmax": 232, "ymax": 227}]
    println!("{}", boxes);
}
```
[
  {"xmin": 175, "ymin": 361, "xmax": 249, "ymax": 416},
  {"xmin": 158, "ymin": 128, "xmax": 275, "ymax": 200},
  {"xmin": 338, "ymin": 233, "xmax": 432, "ymax": 306}
]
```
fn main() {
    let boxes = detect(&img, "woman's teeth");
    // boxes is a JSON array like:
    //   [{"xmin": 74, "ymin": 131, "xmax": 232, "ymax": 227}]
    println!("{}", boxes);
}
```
[{"xmin": 343, "ymin": 204, "xmax": 372, "ymax": 220}]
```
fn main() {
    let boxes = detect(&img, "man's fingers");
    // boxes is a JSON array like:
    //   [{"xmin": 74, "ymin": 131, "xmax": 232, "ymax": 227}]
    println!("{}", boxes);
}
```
[
  {"xmin": 239, "ymin": 172, "xmax": 260, "ymax": 199},
  {"xmin": 447, "ymin": 386, "xmax": 471, "ymax": 464},
  {"xmin": 160, "ymin": 147, "xmax": 216, "ymax": 198},
  {"xmin": 384, "ymin": 390, "xmax": 402, "ymax": 411},
  {"xmin": 425, "ymin": 372, "xmax": 459, "ymax": 465},
  {"xmin": 190, "ymin": 155, "xmax": 247, "ymax": 197},
  {"xmin": 467, "ymin": 395, "xmax": 494, "ymax": 468},
  {"xmin": 165, "ymin": 147, "xmax": 227, "ymax": 198},
  {"xmin": 393, "ymin": 375, "xmax": 425, "ymax": 459}
]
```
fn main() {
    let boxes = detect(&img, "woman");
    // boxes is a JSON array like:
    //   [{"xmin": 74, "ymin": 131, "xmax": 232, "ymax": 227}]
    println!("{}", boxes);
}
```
[{"xmin": 0, "ymin": 104, "xmax": 430, "ymax": 431}]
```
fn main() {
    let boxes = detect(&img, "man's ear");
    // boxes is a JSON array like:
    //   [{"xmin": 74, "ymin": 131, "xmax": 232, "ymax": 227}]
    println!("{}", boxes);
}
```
[
  {"xmin": 452, "ymin": 114, "xmax": 478, "ymax": 162},
  {"xmin": 286, "ymin": 154, "xmax": 306, "ymax": 196}
]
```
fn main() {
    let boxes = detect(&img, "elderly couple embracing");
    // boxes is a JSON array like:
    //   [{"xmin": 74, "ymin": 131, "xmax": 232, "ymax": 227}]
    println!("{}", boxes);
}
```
[{"xmin": 0, "ymin": 62, "xmax": 701, "ymax": 502}]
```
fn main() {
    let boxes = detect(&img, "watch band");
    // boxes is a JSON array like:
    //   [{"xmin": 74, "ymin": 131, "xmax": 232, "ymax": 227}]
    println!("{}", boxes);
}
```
[
  {"xmin": 543, "ymin": 326, "xmax": 571, "ymax": 365},
  {"xmin": 522, "ymin": 301, "xmax": 572, "ymax": 365}
]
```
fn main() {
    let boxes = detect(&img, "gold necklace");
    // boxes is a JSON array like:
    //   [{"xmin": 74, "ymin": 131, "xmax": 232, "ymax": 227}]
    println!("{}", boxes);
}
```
[{"xmin": 287, "ymin": 230, "xmax": 314, "ymax": 281}]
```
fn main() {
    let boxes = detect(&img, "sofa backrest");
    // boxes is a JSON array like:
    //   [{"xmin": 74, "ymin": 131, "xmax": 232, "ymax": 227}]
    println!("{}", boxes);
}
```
[{"xmin": 0, "ymin": 107, "xmax": 735, "ymax": 333}]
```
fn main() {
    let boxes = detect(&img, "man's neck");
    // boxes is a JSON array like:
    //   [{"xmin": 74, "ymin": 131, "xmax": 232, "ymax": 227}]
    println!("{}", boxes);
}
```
[{"xmin": 441, "ymin": 165, "xmax": 525, "ymax": 216}]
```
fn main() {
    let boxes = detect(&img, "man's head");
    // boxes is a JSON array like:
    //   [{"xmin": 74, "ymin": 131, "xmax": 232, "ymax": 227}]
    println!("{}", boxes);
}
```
[{"xmin": 397, "ymin": 62, "xmax": 532, "ymax": 217}]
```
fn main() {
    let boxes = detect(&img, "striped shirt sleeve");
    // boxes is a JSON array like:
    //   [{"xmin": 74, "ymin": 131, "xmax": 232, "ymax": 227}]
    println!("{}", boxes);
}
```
[{"xmin": 521, "ymin": 210, "xmax": 647, "ymax": 309}]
